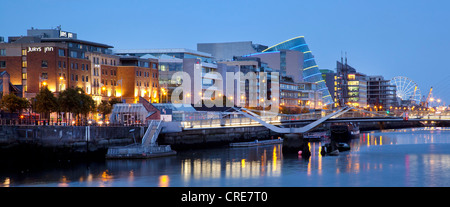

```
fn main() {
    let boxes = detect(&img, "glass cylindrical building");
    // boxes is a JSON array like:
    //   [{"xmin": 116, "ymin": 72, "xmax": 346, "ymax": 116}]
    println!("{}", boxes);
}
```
[{"xmin": 262, "ymin": 36, "xmax": 333, "ymax": 106}]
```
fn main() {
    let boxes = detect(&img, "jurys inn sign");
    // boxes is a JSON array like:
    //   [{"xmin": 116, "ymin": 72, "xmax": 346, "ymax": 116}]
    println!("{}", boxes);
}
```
[{"xmin": 27, "ymin": 46, "xmax": 54, "ymax": 53}]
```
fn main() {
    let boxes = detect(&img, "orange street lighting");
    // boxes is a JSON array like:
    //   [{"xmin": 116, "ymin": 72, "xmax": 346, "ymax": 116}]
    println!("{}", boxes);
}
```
[
  {"xmin": 42, "ymin": 81, "xmax": 47, "ymax": 86},
  {"xmin": 59, "ymin": 76, "xmax": 64, "ymax": 80},
  {"xmin": 102, "ymin": 86, "xmax": 106, "ymax": 91}
]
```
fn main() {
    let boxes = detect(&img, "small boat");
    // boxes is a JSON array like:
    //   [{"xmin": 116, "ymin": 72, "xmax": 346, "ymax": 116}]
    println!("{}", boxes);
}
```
[
  {"xmin": 303, "ymin": 131, "xmax": 329, "ymax": 141},
  {"xmin": 320, "ymin": 142, "xmax": 350, "ymax": 156},
  {"xmin": 230, "ymin": 138, "xmax": 283, "ymax": 147},
  {"xmin": 330, "ymin": 122, "xmax": 360, "ymax": 142},
  {"xmin": 106, "ymin": 144, "xmax": 176, "ymax": 159}
]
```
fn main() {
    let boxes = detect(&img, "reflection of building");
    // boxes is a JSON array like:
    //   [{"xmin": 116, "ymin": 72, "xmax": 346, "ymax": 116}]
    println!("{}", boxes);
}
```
[
  {"xmin": 180, "ymin": 145, "xmax": 282, "ymax": 180},
  {"xmin": 261, "ymin": 36, "xmax": 333, "ymax": 106}
]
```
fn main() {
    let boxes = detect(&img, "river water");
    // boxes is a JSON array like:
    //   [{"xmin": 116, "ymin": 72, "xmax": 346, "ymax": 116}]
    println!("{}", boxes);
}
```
[{"xmin": 2, "ymin": 127, "xmax": 450, "ymax": 187}]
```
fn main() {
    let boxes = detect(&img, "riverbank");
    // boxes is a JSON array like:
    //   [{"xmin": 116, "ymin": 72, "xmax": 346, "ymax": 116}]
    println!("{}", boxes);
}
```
[{"xmin": 0, "ymin": 120, "xmax": 441, "ymax": 160}]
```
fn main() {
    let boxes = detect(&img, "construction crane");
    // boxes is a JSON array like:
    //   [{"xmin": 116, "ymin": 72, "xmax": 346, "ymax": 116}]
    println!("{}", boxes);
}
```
[{"xmin": 421, "ymin": 87, "xmax": 433, "ymax": 107}]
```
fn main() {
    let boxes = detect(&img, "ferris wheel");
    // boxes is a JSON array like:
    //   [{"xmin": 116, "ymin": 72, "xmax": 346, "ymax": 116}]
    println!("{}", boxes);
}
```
[{"xmin": 390, "ymin": 76, "xmax": 422, "ymax": 103}]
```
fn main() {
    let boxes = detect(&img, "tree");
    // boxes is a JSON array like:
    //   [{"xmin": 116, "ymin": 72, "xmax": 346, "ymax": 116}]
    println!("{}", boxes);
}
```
[
  {"xmin": 58, "ymin": 87, "xmax": 95, "ymax": 125},
  {"xmin": 108, "ymin": 97, "xmax": 122, "ymax": 106},
  {"xmin": 34, "ymin": 87, "xmax": 58, "ymax": 120},
  {"xmin": 97, "ymin": 100, "xmax": 112, "ymax": 121},
  {"xmin": 97, "ymin": 98, "xmax": 122, "ymax": 121},
  {"xmin": 1, "ymin": 93, "xmax": 30, "ymax": 115}
]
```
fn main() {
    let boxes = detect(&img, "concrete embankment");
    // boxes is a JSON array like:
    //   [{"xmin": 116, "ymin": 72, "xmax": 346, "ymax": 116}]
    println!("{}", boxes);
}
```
[
  {"xmin": 0, "ymin": 125, "xmax": 144, "ymax": 159},
  {"xmin": 159, "ymin": 125, "xmax": 281, "ymax": 150},
  {"xmin": 0, "ymin": 119, "xmax": 442, "ymax": 160}
]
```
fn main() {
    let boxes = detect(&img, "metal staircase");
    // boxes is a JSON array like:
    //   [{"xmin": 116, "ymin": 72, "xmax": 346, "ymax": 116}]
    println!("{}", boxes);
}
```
[{"xmin": 142, "ymin": 120, "xmax": 163, "ymax": 147}]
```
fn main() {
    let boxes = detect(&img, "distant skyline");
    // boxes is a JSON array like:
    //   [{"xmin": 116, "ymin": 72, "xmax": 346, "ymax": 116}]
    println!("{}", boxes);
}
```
[{"xmin": 1, "ymin": 0, "xmax": 449, "ymax": 104}]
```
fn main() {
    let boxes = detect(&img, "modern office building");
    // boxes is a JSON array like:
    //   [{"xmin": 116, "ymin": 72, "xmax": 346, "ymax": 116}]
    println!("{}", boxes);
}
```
[
  {"xmin": 334, "ymin": 60, "xmax": 368, "ymax": 108},
  {"xmin": 197, "ymin": 41, "xmax": 267, "ymax": 62},
  {"xmin": 242, "ymin": 49, "xmax": 303, "ymax": 83},
  {"xmin": 280, "ymin": 76, "xmax": 322, "ymax": 109},
  {"xmin": 367, "ymin": 76, "xmax": 397, "ymax": 109},
  {"xmin": 218, "ymin": 56, "xmax": 275, "ymax": 108},
  {"xmin": 260, "ymin": 36, "xmax": 333, "ymax": 106}
]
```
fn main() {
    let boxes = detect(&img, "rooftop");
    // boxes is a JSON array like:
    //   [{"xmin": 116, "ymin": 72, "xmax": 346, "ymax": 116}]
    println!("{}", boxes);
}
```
[{"xmin": 114, "ymin": 48, "xmax": 212, "ymax": 58}]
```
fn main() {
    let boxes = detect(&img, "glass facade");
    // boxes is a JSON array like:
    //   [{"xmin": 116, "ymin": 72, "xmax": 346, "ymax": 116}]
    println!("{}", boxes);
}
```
[{"xmin": 261, "ymin": 36, "xmax": 333, "ymax": 105}]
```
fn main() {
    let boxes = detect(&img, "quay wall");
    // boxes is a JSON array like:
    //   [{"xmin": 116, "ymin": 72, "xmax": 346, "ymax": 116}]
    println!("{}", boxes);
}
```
[
  {"xmin": 0, "ymin": 125, "xmax": 144, "ymax": 154},
  {"xmin": 159, "ymin": 126, "xmax": 280, "ymax": 150},
  {"xmin": 0, "ymin": 120, "xmax": 442, "ymax": 158}
]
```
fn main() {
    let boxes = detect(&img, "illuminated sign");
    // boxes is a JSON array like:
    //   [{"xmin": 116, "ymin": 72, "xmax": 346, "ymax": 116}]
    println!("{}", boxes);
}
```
[
  {"xmin": 59, "ymin": 31, "xmax": 74, "ymax": 38},
  {"xmin": 27, "ymin": 47, "xmax": 54, "ymax": 53}
]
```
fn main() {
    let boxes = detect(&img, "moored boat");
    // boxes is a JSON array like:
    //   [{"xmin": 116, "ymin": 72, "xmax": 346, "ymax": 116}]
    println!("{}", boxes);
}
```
[
  {"xmin": 106, "ymin": 144, "xmax": 176, "ymax": 159},
  {"xmin": 230, "ymin": 138, "xmax": 283, "ymax": 147}
]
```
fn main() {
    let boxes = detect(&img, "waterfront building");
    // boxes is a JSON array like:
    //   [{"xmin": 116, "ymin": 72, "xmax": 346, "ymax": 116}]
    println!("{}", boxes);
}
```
[
  {"xmin": 114, "ymin": 49, "xmax": 223, "ymax": 104},
  {"xmin": 0, "ymin": 27, "xmax": 160, "ymax": 108},
  {"xmin": 197, "ymin": 41, "xmax": 268, "ymax": 62},
  {"xmin": 0, "ymin": 71, "xmax": 21, "ymax": 96},
  {"xmin": 218, "ymin": 56, "xmax": 275, "ymax": 108},
  {"xmin": 367, "ymin": 76, "xmax": 397, "ymax": 109},
  {"xmin": 260, "ymin": 36, "xmax": 333, "ymax": 106},
  {"xmin": 117, "ymin": 56, "xmax": 160, "ymax": 104},
  {"xmin": 335, "ymin": 60, "xmax": 368, "ymax": 108},
  {"xmin": 280, "ymin": 76, "xmax": 322, "ymax": 110},
  {"xmin": 242, "ymin": 49, "xmax": 303, "ymax": 83},
  {"xmin": 0, "ymin": 27, "xmax": 112, "ymax": 99}
]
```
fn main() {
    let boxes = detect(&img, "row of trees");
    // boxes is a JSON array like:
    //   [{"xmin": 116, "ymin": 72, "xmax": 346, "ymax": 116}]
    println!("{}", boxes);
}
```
[{"xmin": 0, "ymin": 87, "xmax": 121, "ymax": 124}]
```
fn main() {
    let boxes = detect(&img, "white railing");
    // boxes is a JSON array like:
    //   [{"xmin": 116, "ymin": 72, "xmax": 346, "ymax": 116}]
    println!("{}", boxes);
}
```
[
  {"xmin": 141, "ymin": 120, "xmax": 156, "ymax": 146},
  {"xmin": 150, "ymin": 120, "xmax": 163, "ymax": 146}
]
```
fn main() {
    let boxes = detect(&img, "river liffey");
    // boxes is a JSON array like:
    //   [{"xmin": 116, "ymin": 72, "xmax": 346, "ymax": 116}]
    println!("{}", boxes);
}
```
[{"xmin": 2, "ymin": 127, "xmax": 450, "ymax": 187}]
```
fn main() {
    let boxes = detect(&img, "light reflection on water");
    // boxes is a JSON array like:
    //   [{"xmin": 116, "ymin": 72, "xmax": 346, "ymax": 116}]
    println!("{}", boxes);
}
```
[{"xmin": 2, "ymin": 127, "xmax": 450, "ymax": 187}]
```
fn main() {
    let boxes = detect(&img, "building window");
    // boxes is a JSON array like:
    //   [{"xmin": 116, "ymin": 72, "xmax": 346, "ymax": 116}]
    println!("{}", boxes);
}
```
[
  {"xmin": 82, "ymin": 76, "xmax": 85, "ymax": 82},
  {"xmin": 58, "ymin": 61, "xmax": 62, "ymax": 68},
  {"xmin": 0, "ymin": 49, "xmax": 5, "ymax": 56},
  {"xmin": 22, "ymin": 61, "xmax": 27, "ymax": 68},
  {"xmin": 22, "ymin": 49, "xmax": 27, "ymax": 56},
  {"xmin": 86, "ymin": 76, "xmax": 89, "ymax": 82},
  {"xmin": 41, "ymin": 73, "xmax": 48, "ymax": 80},
  {"xmin": 70, "ymin": 51, "xmax": 77, "ymax": 58},
  {"xmin": 82, "ymin": 64, "xmax": 85, "ymax": 70},
  {"xmin": 75, "ymin": 75, "xmax": 78, "ymax": 81},
  {"xmin": 58, "ymin": 49, "xmax": 65, "ymax": 57},
  {"xmin": 63, "ymin": 61, "xmax": 66, "ymax": 68},
  {"xmin": 42, "ymin": 60, "xmax": 48, "ymax": 68},
  {"xmin": 0, "ymin": 61, "xmax": 5, "ymax": 68}
]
